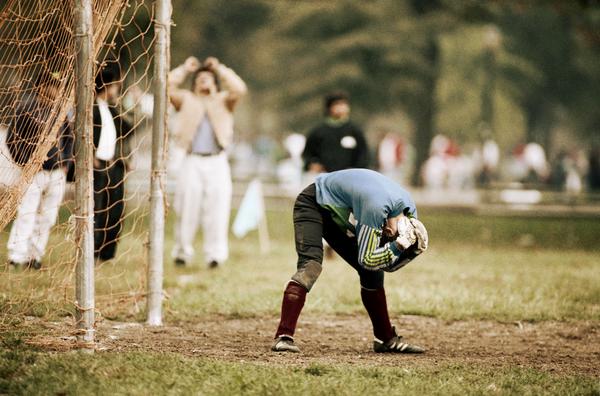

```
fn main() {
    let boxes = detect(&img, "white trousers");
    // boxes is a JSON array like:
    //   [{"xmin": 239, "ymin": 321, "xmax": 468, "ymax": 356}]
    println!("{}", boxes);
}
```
[
  {"xmin": 7, "ymin": 169, "xmax": 67, "ymax": 263},
  {"xmin": 172, "ymin": 152, "xmax": 232, "ymax": 264}
]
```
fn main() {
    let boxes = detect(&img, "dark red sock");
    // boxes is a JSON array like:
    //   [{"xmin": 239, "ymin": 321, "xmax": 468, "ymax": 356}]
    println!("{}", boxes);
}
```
[
  {"xmin": 275, "ymin": 281, "xmax": 307, "ymax": 338},
  {"xmin": 360, "ymin": 287, "xmax": 394, "ymax": 342}
]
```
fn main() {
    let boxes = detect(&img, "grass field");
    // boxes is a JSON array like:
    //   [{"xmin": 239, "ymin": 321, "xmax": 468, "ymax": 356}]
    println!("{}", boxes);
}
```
[{"xmin": 1, "ymin": 206, "xmax": 599, "ymax": 395}]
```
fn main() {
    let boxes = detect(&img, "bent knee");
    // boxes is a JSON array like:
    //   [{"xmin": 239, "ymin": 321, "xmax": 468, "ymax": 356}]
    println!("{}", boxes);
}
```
[{"xmin": 291, "ymin": 260, "xmax": 322, "ymax": 291}]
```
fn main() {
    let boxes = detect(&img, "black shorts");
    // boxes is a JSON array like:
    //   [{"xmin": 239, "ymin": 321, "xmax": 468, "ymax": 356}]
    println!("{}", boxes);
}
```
[{"xmin": 293, "ymin": 184, "xmax": 384, "ymax": 289}]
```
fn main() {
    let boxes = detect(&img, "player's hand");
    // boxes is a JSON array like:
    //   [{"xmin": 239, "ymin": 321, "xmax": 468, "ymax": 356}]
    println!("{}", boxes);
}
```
[
  {"xmin": 395, "ymin": 216, "xmax": 417, "ymax": 250},
  {"xmin": 203, "ymin": 57, "xmax": 220, "ymax": 71},
  {"xmin": 184, "ymin": 56, "xmax": 200, "ymax": 73},
  {"xmin": 410, "ymin": 218, "xmax": 429, "ymax": 254},
  {"xmin": 93, "ymin": 158, "xmax": 101, "ymax": 169}
]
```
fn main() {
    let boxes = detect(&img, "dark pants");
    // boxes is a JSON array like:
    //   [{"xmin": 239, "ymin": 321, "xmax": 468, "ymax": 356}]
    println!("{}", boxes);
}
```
[
  {"xmin": 293, "ymin": 184, "xmax": 384, "ymax": 290},
  {"xmin": 94, "ymin": 160, "xmax": 125, "ymax": 260}
]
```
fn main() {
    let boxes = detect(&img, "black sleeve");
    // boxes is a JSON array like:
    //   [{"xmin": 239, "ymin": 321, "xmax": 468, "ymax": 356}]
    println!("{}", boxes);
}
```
[
  {"xmin": 92, "ymin": 104, "xmax": 101, "ymax": 149},
  {"xmin": 111, "ymin": 106, "xmax": 134, "ymax": 139},
  {"xmin": 302, "ymin": 127, "xmax": 322, "ymax": 171},
  {"xmin": 120, "ymin": 111, "xmax": 134, "ymax": 139},
  {"xmin": 58, "ymin": 120, "xmax": 74, "ymax": 169},
  {"xmin": 7, "ymin": 102, "xmax": 39, "ymax": 166},
  {"xmin": 352, "ymin": 125, "xmax": 370, "ymax": 169},
  {"xmin": 111, "ymin": 107, "xmax": 134, "ymax": 164}
]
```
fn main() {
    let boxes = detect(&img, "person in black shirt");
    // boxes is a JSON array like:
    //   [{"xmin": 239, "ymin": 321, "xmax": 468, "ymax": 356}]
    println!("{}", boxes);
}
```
[
  {"xmin": 92, "ymin": 68, "xmax": 133, "ymax": 262},
  {"xmin": 302, "ymin": 91, "xmax": 369, "ymax": 174},
  {"xmin": 6, "ymin": 72, "xmax": 73, "ymax": 270}
]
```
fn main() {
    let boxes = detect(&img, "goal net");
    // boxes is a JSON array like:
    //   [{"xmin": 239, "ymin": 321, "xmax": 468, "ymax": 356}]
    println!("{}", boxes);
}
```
[{"xmin": 0, "ymin": 0, "xmax": 159, "ymax": 329}]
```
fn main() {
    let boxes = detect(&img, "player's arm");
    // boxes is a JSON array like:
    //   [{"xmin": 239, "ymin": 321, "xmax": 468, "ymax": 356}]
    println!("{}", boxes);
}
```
[
  {"xmin": 58, "ymin": 118, "xmax": 74, "ymax": 171},
  {"xmin": 356, "ymin": 223, "xmax": 403, "ymax": 271},
  {"xmin": 167, "ymin": 56, "xmax": 199, "ymax": 110},
  {"xmin": 205, "ymin": 57, "xmax": 247, "ymax": 111},
  {"xmin": 302, "ymin": 128, "xmax": 324, "ymax": 172}
]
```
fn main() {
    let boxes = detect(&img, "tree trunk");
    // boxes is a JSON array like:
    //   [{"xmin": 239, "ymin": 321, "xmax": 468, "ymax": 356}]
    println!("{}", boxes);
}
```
[
  {"xmin": 411, "ymin": 37, "xmax": 439, "ymax": 186},
  {"xmin": 525, "ymin": 99, "xmax": 554, "ymax": 153}
]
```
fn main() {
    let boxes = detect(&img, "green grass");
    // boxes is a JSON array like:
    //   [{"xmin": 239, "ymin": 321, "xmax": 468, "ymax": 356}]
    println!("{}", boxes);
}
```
[
  {"xmin": 423, "ymin": 208, "xmax": 600, "ymax": 252},
  {"xmin": 1, "ymin": 207, "xmax": 599, "ymax": 394},
  {"xmin": 1, "ymin": 346, "xmax": 598, "ymax": 396},
  {"xmin": 1, "ymin": 208, "xmax": 600, "ymax": 322},
  {"xmin": 159, "ymin": 240, "xmax": 600, "ymax": 322}
]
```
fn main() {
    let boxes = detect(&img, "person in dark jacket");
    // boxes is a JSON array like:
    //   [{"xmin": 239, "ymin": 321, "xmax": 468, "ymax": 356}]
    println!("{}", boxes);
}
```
[
  {"xmin": 92, "ymin": 68, "xmax": 133, "ymax": 261},
  {"xmin": 7, "ymin": 72, "xmax": 74, "ymax": 269},
  {"xmin": 302, "ymin": 91, "xmax": 369, "ymax": 174}
]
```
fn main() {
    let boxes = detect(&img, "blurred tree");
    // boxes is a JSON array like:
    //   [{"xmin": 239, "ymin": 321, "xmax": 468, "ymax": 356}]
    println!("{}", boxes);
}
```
[
  {"xmin": 170, "ymin": 0, "xmax": 271, "ymax": 83},
  {"xmin": 494, "ymin": 1, "xmax": 599, "ymax": 149},
  {"xmin": 479, "ymin": 25, "xmax": 502, "ymax": 139},
  {"xmin": 561, "ymin": 0, "xmax": 600, "ymax": 143},
  {"xmin": 166, "ymin": 0, "xmax": 600, "ymax": 180}
]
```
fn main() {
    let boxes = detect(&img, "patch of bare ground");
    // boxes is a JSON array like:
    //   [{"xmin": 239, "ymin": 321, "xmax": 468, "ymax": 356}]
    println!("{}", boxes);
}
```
[{"xmin": 23, "ymin": 314, "xmax": 600, "ymax": 376}]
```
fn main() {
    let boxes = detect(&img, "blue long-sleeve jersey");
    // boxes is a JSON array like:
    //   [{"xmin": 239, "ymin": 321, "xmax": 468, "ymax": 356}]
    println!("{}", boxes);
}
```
[{"xmin": 315, "ymin": 169, "xmax": 418, "ymax": 271}]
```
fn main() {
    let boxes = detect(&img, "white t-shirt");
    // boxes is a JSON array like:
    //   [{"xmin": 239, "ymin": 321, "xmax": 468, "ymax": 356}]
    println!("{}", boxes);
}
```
[{"xmin": 95, "ymin": 99, "xmax": 117, "ymax": 161}]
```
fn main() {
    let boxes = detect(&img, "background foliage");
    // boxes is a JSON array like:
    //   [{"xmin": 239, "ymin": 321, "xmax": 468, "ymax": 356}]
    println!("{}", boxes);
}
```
[{"xmin": 168, "ymin": 0, "xmax": 600, "ymax": 181}]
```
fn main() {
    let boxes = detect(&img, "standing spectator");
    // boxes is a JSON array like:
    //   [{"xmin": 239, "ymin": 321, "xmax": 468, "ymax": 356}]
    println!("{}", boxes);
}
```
[
  {"xmin": 377, "ymin": 131, "xmax": 403, "ymax": 178},
  {"xmin": 522, "ymin": 142, "xmax": 549, "ymax": 184},
  {"xmin": 549, "ymin": 150, "xmax": 569, "ymax": 191},
  {"xmin": 168, "ymin": 56, "xmax": 247, "ymax": 268},
  {"xmin": 93, "ymin": 68, "xmax": 133, "ymax": 262},
  {"xmin": 6, "ymin": 72, "xmax": 74, "ymax": 269},
  {"xmin": 302, "ymin": 91, "xmax": 369, "ymax": 174},
  {"xmin": 477, "ymin": 139, "xmax": 500, "ymax": 187}
]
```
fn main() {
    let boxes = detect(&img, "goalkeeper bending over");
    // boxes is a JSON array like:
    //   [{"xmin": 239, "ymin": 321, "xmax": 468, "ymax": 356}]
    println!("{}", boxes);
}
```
[{"xmin": 272, "ymin": 169, "xmax": 429, "ymax": 353}]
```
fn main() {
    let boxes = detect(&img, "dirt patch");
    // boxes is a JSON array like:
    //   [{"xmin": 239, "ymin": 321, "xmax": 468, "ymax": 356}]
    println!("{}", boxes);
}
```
[{"xmin": 23, "ymin": 314, "xmax": 600, "ymax": 376}]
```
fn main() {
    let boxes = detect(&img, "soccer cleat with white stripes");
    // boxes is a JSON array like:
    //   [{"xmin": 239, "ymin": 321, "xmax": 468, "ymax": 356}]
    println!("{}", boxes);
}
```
[
  {"xmin": 271, "ymin": 335, "xmax": 300, "ymax": 353},
  {"xmin": 373, "ymin": 327, "xmax": 425, "ymax": 354}
]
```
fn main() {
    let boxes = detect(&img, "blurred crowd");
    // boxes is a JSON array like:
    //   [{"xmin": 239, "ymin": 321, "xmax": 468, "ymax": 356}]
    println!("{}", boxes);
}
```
[
  {"xmin": 418, "ymin": 135, "xmax": 599, "ymax": 194},
  {"xmin": 222, "ymin": 131, "xmax": 600, "ymax": 196}
]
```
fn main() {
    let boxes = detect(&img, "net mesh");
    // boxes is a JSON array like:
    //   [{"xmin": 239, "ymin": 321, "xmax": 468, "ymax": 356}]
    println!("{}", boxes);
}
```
[{"xmin": 0, "ymin": 0, "xmax": 157, "ymax": 324}]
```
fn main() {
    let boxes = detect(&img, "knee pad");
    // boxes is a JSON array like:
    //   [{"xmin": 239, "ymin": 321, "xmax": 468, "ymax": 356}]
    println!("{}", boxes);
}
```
[{"xmin": 291, "ymin": 260, "xmax": 322, "ymax": 292}]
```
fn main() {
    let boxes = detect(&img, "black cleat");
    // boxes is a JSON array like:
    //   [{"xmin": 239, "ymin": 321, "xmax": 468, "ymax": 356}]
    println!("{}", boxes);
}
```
[
  {"xmin": 174, "ymin": 258, "xmax": 186, "ymax": 267},
  {"xmin": 208, "ymin": 260, "xmax": 219, "ymax": 269},
  {"xmin": 271, "ymin": 335, "xmax": 300, "ymax": 353},
  {"xmin": 8, "ymin": 260, "xmax": 24, "ymax": 269},
  {"xmin": 373, "ymin": 327, "xmax": 425, "ymax": 353},
  {"xmin": 28, "ymin": 260, "xmax": 42, "ymax": 270}
]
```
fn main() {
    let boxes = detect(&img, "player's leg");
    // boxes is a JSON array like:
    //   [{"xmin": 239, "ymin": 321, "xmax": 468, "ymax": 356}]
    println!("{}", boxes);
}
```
[
  {"xmin": 320, "ymin": 217, "xmax": 393, "ymax": 343},
  {"xmin": 201, "ymin": 153, "xmax": 231, "ymax": 268},
  {"xmin": 358, "ymin": 268, "xmax": 425, "ymax": 353},
  {"xmin": 93, "ymin": 164, "xmax": 110, "ymax": 259},
  {"xmin": 7, "ymin": 171, "xmax": 44, "ymax": 267},
  {"xmin": 30, "ymin": 169, "xmax": 66, "ymax": 264},
  {"xmin": 172, "ymin": 155, "xmax": 203, "ymax": 265},
  {"xmin": 273, "ymin": 184, "xmax": 324, "ymax": 352},
  {"xmin": 98, "ymin": 162, "xmax": 125, "ymax": 260},
  {"xmin": 323, "ymin": 220, "xmax": 424, "ymax": 353}
]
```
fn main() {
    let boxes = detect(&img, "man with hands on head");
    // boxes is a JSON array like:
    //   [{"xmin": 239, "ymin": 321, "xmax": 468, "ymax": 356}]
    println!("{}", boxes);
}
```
[
  {"xmin": 168, "ymin": 56, "xmax": 247, "ymax": 269},
  {"xmin": 272, "ymin": 169, "xmax": 429, "ymax": 354}
]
